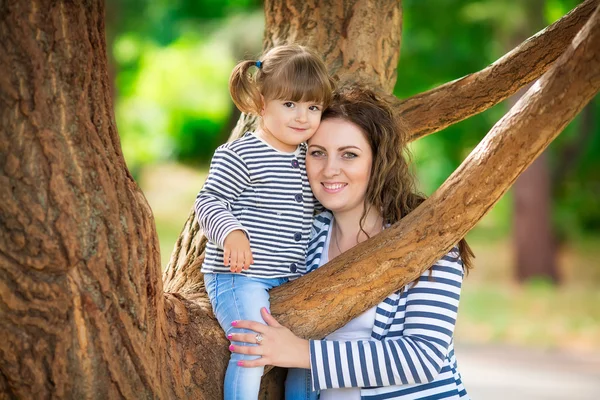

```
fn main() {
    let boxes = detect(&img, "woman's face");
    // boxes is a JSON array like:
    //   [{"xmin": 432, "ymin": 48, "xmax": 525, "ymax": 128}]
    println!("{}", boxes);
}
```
[{"xmin": 306, "ymin": 118, "xmax": 373, "ymax": 216}]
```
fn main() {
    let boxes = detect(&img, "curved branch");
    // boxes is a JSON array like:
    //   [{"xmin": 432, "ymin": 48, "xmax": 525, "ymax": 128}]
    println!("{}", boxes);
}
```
[
  {"xmin": 396, "ymin": 0, "xmax": 598, "ymax": 141},
  {"xmin": 270, "ymin": 2, "xmax": 600, "ymax": 339},
  {"xmin": 161, "ymin": 6, "xmax": 600, "ymax": 397}
]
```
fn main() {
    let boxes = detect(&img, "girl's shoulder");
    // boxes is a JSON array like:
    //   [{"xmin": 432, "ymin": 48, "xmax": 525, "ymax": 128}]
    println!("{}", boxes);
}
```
[{"xmin": 214, "ymin": 132, "xmax": 270, "ymax": 160}]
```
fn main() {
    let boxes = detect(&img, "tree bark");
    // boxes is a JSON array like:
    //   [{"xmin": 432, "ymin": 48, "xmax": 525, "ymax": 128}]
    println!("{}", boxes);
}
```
[
  {"xmin": 0, "ymin": 1, "xmax": 168, "ymax": 398},
  {"xmin": 2, "ymin": 1, "xmax": 599, "ymax": 399}
]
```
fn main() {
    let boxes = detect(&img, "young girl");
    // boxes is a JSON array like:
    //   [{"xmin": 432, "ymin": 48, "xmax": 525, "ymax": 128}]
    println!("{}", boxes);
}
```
[{"xmin": 194, "ymin": 44, "xmax": 334, "ymax": 399}]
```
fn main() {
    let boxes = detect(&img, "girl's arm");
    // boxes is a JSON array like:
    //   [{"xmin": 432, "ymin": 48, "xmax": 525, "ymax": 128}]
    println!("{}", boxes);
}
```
[
  {"xmin": 194, "ymin": 146, "xmax": 251, "ymax": 248},
  {"xmin": 229, "ymin": 249, "xmax": 464, "ymax": 391}
]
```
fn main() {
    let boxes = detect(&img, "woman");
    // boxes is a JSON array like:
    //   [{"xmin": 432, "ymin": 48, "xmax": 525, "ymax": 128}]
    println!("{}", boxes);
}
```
[{"xmin": 228, "ymin": 86, "xmax": 474, "ymax": 399}]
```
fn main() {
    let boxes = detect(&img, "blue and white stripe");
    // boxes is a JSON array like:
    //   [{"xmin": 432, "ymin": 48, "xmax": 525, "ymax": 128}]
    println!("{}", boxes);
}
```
[
  {"xmin": 195, "ymin": 132, "xmax": 316, "ymax": 278},
  {"xmin": 307, "ymin": 211, "xmax": 469, "ymax": 399}
]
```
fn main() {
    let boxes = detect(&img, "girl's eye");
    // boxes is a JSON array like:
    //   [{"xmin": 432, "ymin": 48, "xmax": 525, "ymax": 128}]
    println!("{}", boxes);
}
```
[
  {"xmin": 309, "ymin": 150, "xmax": 325, "ymax": 157},
  {"xmin": 309, "ymin": 105, "xmax": 321, "ymax": 111},
  {"xmin": 342, "ymin": 152, "xmax": 358, "ymax": 159},
  {"xmin": 283, "ymin": 102, "xmax": 295, "ymax": 108}
]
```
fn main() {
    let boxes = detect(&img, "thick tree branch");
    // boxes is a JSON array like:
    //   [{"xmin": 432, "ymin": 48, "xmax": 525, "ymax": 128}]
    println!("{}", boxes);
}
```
[
  {"xmin": 270, "ymin": 2, "xmax": 600, "ymax": 338},
  {"xmin": 161, "ymin": 5, "xmax": 600, "ymax": 397},
  {"xmin": 396, "ymin": 0, "xmax": 599, "ymax": 141}
]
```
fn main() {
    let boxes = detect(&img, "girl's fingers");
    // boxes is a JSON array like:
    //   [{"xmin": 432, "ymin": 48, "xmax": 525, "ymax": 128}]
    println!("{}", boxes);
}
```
[
  {"xmin": 223, "ymin": 248, "xmax": 230, "ymax": 266},
  {"xmin": 231, "ymin": 251, "xmax": 239, "ymax": 271},
  {"xmin": 243, "ymin": 250, "xmax": 252, "ymax": 270},
  {"xmin": 260, "ymin": 307, "xmax": 282, "ymax": 328}
]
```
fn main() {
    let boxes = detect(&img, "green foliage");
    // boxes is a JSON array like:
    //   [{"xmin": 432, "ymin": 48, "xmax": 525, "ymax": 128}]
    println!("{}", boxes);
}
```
[
  {"xmin": 109, "ymin": 0, "xmax": 599, "ymax": 236},
  {"xmin": 107, "ymin": 1, "xmax": 263, "ymax": 171}
]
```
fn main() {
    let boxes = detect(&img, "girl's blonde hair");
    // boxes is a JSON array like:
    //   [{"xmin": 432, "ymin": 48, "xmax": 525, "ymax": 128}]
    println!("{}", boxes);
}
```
[
  {"xmin": 322, "ymin": 85, "xmax": 474, "ymax": 273},
  {"xmin": 229, "ymin": 44, "xmax": 335, "ymax": 115}
]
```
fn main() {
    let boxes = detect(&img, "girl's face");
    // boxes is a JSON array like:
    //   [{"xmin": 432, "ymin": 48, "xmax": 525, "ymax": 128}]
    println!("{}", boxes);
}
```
[
  {"xmin": 306, "ymin": 118, "xmax": 373, "ymax": 216},
  {"xmin": 260, "ymin": 98, "xmax": 323, "ymax": 152}
]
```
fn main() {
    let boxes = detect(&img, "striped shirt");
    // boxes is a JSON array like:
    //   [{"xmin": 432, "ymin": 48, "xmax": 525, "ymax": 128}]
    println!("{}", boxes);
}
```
[
  {"xmin": 307, "ymin": 211, "xmax": 469, "ymax": 399},
  {"xmin": 195, "ymin": 132, "xmax": 316, "ymax": 278}
]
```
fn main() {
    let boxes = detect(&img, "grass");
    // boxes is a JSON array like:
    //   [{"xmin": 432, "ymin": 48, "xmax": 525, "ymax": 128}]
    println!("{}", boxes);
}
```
[{"xmin": 139, "ymin": 162, "xmax": 600, "ymax": 352}]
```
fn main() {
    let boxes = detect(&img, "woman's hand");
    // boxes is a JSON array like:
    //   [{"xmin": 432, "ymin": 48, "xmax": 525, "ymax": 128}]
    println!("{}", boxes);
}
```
[{"xmin": 228, "ymin": 307, "xmax": 311, "ymax": 369}]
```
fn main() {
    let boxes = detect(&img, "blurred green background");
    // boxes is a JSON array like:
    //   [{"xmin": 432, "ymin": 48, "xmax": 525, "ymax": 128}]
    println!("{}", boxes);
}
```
[{"xmin": 106, "ymin": 0, "xmax": 599, "ymax": 351}]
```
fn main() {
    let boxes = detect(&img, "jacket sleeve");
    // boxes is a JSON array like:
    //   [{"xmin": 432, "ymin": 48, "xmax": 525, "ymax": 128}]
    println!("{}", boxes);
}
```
[
  {"xmin": 194, "ymin": 146, "xmax": 251, "ymax": 248},
  {"xmin": 309, "ymin": 248, "xmax": 464, "ymax": 390}
]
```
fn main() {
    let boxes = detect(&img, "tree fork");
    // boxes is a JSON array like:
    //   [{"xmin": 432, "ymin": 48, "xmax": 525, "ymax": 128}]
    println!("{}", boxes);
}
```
[
  {"xmin": 1, "ymin": 0, "xmax": 599, "ymax": 399},
  {"xmin": 397, "ymin": 0, "xmax": 599, "ymax": 141},
  {"xmin": 165, "ymin": 2, "xmax": 600, "ymax": 397}
]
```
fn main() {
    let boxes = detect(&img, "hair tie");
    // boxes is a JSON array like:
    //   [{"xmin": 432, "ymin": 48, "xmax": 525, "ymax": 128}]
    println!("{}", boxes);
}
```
[{"xmin": 255, "ymin": 60, "xmax": 263, "ymax": 69}]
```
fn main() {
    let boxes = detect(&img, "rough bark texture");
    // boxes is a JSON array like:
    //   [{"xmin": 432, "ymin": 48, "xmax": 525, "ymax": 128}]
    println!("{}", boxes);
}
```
[
  {"xmin": 396, "ymin": 0, "xmax": 599, "ymax": 141},
  {"xmin": 2, "ymin": 0, "xmax": 599, "ymax": 399},
  {"xmin": 0, "ymin": 1, "xmax": 167, "ymax": 398}
]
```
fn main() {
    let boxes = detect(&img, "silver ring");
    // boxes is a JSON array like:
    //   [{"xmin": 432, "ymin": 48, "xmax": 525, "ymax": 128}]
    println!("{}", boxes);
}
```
[{"xmin": 255, "ymin": 333, "xmax": 263, "ymax": 344}]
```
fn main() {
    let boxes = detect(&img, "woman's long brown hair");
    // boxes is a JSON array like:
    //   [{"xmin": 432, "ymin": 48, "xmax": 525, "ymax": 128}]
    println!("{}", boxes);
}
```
[{"xmin": 321, "ymin": 86, "xmax": 474, "ymax": 274}]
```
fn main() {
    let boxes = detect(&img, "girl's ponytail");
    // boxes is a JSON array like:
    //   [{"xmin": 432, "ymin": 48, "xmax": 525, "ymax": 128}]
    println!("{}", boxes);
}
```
[{"xmin": 229, "ymin": 60, "xmax": 262, "ymax": 115}]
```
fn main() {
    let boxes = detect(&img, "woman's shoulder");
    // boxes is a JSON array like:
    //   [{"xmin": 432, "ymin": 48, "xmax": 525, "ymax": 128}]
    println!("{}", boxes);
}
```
[
  {"xmin": 420, "ymin": 245, "xmax": 464, "ymax": 282},
  {"xmin": 311, "ymin": 210, "xmax": 333, "ymax": 236}
]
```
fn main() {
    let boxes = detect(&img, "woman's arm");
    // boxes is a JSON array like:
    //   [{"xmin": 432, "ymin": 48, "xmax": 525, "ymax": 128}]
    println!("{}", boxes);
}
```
[{"xmin": 230, "ymin": 249, "xmax": 464, "ymax": 390}]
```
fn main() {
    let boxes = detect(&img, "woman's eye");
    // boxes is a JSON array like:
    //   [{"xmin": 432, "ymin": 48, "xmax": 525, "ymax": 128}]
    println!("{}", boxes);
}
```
[
  {"xmin": 342, "ymin": 152, "xmax": 358, "ymax": 159},
  {"xmin": 283, "ymin": 102, "xmax": 294, "ymax": 108},
  {"xmin": 310, "ymin": 150, "xmax": 325, "ymax": 157}
]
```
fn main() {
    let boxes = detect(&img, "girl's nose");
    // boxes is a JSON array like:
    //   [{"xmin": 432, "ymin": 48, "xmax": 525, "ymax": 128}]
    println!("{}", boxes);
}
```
[{"xmin": 295, "ymin": 107, "xmax": 308, "ymax": 122}]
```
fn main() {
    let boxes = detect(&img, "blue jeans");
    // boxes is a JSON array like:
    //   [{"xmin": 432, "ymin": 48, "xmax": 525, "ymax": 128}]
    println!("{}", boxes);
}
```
[
  {"xmin": 204, "ymin": 273, "xmax": 288, "ymax": 400},
  {"xmin": 286, "ymin": 368, "xmax": 318, "ymax": 400}
]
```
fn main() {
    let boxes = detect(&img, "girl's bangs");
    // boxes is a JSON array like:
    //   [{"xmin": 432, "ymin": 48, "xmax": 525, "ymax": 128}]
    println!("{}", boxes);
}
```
[{"xmin": 263, "ymin": 63, "xmax": 332, "ymax": 106}]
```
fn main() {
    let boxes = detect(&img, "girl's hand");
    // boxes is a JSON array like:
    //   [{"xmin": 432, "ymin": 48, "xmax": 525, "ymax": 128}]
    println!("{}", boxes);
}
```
[
  {"xmin": 223, "ymin": 230, "xmax": 253, "ymax": 272},
  {"xmin": 228, "ymin": 307, "xmax": 310, "ymax": 369}
]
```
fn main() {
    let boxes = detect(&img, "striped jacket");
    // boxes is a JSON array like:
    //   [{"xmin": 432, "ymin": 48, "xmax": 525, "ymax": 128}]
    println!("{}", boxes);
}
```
[
  {"xmin": 195, "ymin": 133, "xmax": 316, "ymax": 278},
  {"xmin": 306, "ymin": 211, "xmax": 469, "ymax": 399}
]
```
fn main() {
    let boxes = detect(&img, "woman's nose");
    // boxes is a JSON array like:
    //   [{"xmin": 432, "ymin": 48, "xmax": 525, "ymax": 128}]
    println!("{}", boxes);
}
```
[{"xmin": 323, "ymin": 159, "xmax": 340, "ymax": 177}]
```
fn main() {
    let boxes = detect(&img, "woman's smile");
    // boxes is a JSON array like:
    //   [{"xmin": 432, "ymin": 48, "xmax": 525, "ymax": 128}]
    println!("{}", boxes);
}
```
[{"xmin": 321, "ymin": 182, "xmax": 348, "ymax": 193}]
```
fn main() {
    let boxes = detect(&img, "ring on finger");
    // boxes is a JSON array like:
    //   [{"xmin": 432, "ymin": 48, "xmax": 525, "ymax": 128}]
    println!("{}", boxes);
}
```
[{"xmin": 255, "ymin": 333, "xmax": 263, "ymax": 344}]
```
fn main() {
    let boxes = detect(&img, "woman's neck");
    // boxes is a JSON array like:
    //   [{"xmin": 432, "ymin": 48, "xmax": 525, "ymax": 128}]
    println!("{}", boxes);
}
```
[{"xmin": 331, "ymin": 206, "xmax": 384, "ymax": 254}]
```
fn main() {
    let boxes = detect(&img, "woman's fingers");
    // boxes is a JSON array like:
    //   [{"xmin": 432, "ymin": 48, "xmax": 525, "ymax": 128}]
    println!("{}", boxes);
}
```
[
  {"xmin": 231, "ymin": 319, "xmax": 266, "ymax": 333},
  {"xmin": 227, "ymin": 332, "xmax": 258, "ymax": 344},
  {"xmin": 260, "ymin": 307, "xmax": 282, "ymax": 327},
  {"xmin": 229, "ymin": 343, "xmax": 262, "ymax": 356},
  {"xmin": 237, "ymin": 358, "xmax": 267, "ymax": 368}
]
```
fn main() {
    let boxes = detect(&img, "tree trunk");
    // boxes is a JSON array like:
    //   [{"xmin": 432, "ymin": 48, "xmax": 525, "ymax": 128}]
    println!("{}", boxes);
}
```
[
  {"xmin": 0, "ymin": 1, "xmax": 168, "ymax": 398},
  {"xmin": 2, "ymin": 1, "xmax": 599, "ymax": 399},
  {"xmin": 508, "ymin": 0, "xmax": 559, "ymax": 283},
  {"xmin": 514, "ymin": 152, "xmax": 559, "ymax": 282}
]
